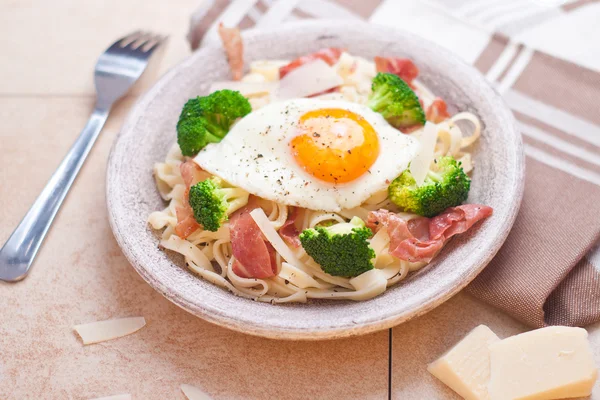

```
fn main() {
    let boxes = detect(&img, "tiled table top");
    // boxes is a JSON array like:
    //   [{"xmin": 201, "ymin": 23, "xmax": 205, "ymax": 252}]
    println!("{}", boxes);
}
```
[{"xmin": 1, "ymin": 1, "xmax": 599, "ymax": 399}]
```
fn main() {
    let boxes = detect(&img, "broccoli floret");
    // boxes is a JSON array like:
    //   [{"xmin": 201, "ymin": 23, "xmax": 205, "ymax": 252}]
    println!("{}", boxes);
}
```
[
  {"xmin": 388, "ymin": 156, "xmax": 471, "ymax": 217},
  {"xmin": 177, "ymin": 90, "xmax": 251, "ymax": 157},
  {"xmin": 177, "ymin": 118, "xmax": 223, "ymax": 157},
  {"xmin": 299, "ymin": 217, "xmax": 375, "ymax": 277},
  {"xmin": 188, "ymin": 177, "xmax": 249, "ymax": 232},
  {"xmin": 367, "ymin": 72, "xmax": 425, "ymax": 129}
]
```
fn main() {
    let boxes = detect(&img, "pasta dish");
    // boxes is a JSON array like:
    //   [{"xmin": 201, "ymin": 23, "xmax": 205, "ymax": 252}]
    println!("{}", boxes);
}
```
[{"xmin": 148, "ymin": 25, "xmax": 492, "ymax": 304}]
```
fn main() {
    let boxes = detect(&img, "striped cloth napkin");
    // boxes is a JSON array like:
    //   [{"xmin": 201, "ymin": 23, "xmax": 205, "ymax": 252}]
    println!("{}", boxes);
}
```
[{"xmin": 187, "ymin": 0, "xmax": 600, "ymax": 328}]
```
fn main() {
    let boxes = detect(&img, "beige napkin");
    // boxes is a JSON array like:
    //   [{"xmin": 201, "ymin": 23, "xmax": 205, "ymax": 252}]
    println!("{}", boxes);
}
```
[{"xmin": 187, "ymin": 0, "xmax": 600, "ymax": 328}]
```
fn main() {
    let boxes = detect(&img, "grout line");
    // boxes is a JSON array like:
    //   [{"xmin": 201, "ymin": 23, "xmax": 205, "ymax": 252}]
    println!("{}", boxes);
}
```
[
  {"xmin": 388, "ymin": 328, "xmax": 393, "ymax": 400},
  {"xmin": 0, "ymin": 93, "xmax": 96, "ymax": 98}
]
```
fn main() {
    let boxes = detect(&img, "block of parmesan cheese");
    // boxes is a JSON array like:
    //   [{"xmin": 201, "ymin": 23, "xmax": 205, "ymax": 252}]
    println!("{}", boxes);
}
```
[
  {"xmin": 428, "ymin": 325, "xmax": 500, "ymax": 400},
  {"xmin": 488, "ymin": 326, "xmax": 598, "ymax": 400}
]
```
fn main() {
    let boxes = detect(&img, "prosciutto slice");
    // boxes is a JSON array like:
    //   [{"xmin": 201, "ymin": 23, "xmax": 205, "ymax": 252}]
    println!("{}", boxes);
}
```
[
  {"xmin": 175, "ymin": 161, "xmax": 203, "ymax": 239},
  {"xmin": 180, "ymin": 160, "xmax": 204, "ymax": 189},
  {"xmin": 279, "ymin": 207, "xmax": 301, "ymax": 248},
  {"xmin": 374, "ymin": 57, "xmax": 419, "ymax": 86},
  {"xmin": 230, "ymin": 201, "xmax": 278, "ymax": 279},
  {"xmin": 429, "ymin": 204, "xmax": 494, "ymax": 240},
  {"xmin": 426, "ymin": 98, "xmax": 451, "ymax": 123},
  {"xmin": 279, "ymin": 48, "xmax": 344, "ymax": 78},
  {"xmin": 367, "ymin": 205, "xmax": 493, "ymax": 263},
  {"xmin": 218, "ymin": 23, "xmax": 244, "ymax": 81},
  {"xmin": 175, "ymin": 206, "xmax": 200, "ymax": 239}
]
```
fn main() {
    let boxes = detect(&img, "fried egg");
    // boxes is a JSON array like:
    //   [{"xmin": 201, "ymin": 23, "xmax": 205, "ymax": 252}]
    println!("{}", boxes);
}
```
[{"xmin": 193, "ymin": 99, "xmax": 420, "ymax": 212}]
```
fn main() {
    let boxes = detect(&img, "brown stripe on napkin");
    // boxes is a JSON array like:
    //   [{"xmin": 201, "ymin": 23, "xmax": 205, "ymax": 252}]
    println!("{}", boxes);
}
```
[
  {"xmin": 238, "ymin": 14, "xmax": 256, "ymax": 30},
  {"xmin": 545, "ymin": 258, "xmax": 600, "ymax": 326},
  {"xmin": 473, "ymin": 34, "xmax": 509, "ymax": 74},
  {"xmin": 467, "ymin": 158, "xmax": 600, "ymax": 327},
  {"xmin": 512, "ymin": 51, "xmax": 600, "ymax": 126},
  {"xmin": 495, "ymin": 44, "xmax": 524, "ymax": 83},
  {"xmin": 335, "ymin": 0, "xmax": 383, "ymax": 18},
  {"xmin": 514, "ymin": 111, "xmax": 600, "ymax": 155},
  {"xmin": 291, "ymin": 8, "xmax": 314, "ymax": 20},
  {"xmin": 255, "ymin": 0, "xmax": 268, "ymax": 13},
  {"xmin": 562, "ymin": 0, "xmax": 600, "ymax": 12},
  {"xmin": 188, "ymin": 0, "xmax": 230, "ymax": 50},
  {"xmin": 521, "ymin": 135, "xmax": 600, "ymax": 175}
]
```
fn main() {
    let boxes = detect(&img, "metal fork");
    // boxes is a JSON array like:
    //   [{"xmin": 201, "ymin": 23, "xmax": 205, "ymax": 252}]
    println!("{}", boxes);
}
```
[{"xmin": 0, "ymin": 31, "xmax": 166, "ymax": 282}]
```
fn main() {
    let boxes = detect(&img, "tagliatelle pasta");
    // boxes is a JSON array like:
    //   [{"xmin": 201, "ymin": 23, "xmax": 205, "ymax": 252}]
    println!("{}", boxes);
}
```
[{"xmin": 149, "ymin": 51, "xmax": 487, "ymax": 303}]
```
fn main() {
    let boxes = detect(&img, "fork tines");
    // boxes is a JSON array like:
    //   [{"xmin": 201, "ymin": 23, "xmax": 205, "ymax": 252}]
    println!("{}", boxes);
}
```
[{"xmin": 118, "ymin": 31, "xmax": 166, "ymax": 52}]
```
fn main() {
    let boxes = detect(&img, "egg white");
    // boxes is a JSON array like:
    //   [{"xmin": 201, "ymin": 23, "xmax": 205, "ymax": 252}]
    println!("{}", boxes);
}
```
[{"xmin": 193, "ymin": 99, "xmax": 420, "ymax": 212}]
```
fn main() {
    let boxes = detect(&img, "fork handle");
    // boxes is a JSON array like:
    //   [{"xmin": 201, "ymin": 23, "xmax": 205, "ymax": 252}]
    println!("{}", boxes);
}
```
[{"xmin": 0, "ymin": 106, "xmax": 110, "ymax": 282}]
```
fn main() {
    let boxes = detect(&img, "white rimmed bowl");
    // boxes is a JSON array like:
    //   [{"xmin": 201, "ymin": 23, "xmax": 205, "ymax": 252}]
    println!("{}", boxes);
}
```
[{"xmin": 106, "ymin": 20, "xmax": 524, "ymax": 340}]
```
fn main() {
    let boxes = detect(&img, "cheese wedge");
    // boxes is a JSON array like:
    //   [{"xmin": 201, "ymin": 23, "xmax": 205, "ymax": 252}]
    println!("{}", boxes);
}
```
[
  {"xmin": 428, "ymin": 325, "xmax": 500, "ymax": 400},
  {"xmin": 488, "ymin": 326, "xmax": 598, "ymax": 400}
]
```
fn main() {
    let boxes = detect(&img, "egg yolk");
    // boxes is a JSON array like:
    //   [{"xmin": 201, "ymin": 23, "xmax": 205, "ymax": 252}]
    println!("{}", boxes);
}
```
[{"xmin": 290, "ymin": 108, "xmax": 380, "ymax": 183}]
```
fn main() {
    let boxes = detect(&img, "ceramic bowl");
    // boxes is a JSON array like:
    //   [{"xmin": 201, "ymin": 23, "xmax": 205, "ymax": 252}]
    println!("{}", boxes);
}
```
[{"xmin": 106, "ymin": 20, "xmax": 524, "ymax": 340}]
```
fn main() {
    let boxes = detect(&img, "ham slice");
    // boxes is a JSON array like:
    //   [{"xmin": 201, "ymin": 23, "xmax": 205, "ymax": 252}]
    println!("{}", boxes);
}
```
[
  {"xmin": 374, "ymin": 57, "xmax": 419, "ymax": 86},
  {"xmin": 175, "ymin": 206, "xmax": 200, "ymax": 239},
  {"xmin": 393, "ymin": 237, "xmax": 446, "ymax": 264},
  {"xmin": 279, "ymin": 48, "xmax": 344, "ymax": 78},
  {"xmin": 367, "ymin": 205, "xmax": 493, "ymax": 263},
  {"xmin": 279, "ymin": 207, "xmax": 301, "ymax": 248},
  {"xmin": 230, "ymin": 200, "xmax": 278, "ymax": 279},
  {"xmin": 218, "ymin": 23, "xmax": 244, "ymax": 81},
  {"xmin": 175, "ymin": 161, "xmax": 203, "ymax": 239},
  {"xmin": 367, "ymin": 210, "xmax": 442, "ymax": 263},
  {"xmin": 429, "ymin": 204, "xmax": 494, "ymax": 240},
  {"xmin": 180, "ymin": 160, "xmax": 204, "ymax": 189},
  {"xmin": 426, "ymin": 98, "xmax": 451, "ymax": 123}
]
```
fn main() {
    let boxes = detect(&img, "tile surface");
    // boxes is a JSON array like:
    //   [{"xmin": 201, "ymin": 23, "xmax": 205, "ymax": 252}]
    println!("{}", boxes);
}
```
[{"xmin": 0, "ymin": 0, "xmax": 196, "ymax": 95}]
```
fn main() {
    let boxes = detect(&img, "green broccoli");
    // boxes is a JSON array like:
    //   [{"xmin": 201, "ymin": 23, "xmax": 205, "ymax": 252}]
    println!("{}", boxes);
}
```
[
  {"xmin": 177, "ymin": 90, "xmax": 251, "ymax": 156},
  {"xmin": 388, "ymin": 156, "xmax": 471, "ymax": 217},
  {"xmin": 188, "ymin": 177, "xmax": 249, "ymax": 232},
  {"xmin": 299, "ymin": 217, "xmax": 375, "ymax": 277},
  {"xmin": 367, "ymin": 72, "xmax": 425, "ymax": 129}
]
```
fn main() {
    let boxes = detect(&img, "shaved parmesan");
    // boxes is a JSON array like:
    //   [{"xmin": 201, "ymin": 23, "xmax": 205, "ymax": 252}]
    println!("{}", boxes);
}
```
[
  {"xmin": 276, "ymin": 59, "xmax": 343, "ymax": 100},
  {"xmin": 412, "ymin": 80, "xmax": 436, "ymax": 109},
  {"xmin": 410, "ymin": 122, "xmax": 437, "ymax": 186},
  {"xmin": 369, "ymin": 228, "xmax": 391, "ymax": 256},
  {"xmin": 249, "ymin": 208, "xmax": 304, "ymax": 270},
  {"xmin": 73, "ymin": 317, "xmax": 146, "ymax": 345},
  {"xmin": 181, "ymin": 384, "xmax": 212, "ymax": 400},
  {"xmin": 250, "ymin": 59, "xmax": 288, "ymax": 81},
  {"xmin": 241, "ymin": 72, "xmax": 267, "ymax": 83},
  {"xmin": 89, "ymin": 395, "xmax": 131, "ymax": 400},
  {"xmin": 208, "ymin": 81, "xmax": 278, "ymax": 98},
  {"xmin": 338, "ymin": 207, "xmax": 370, "ymax": 221}
]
